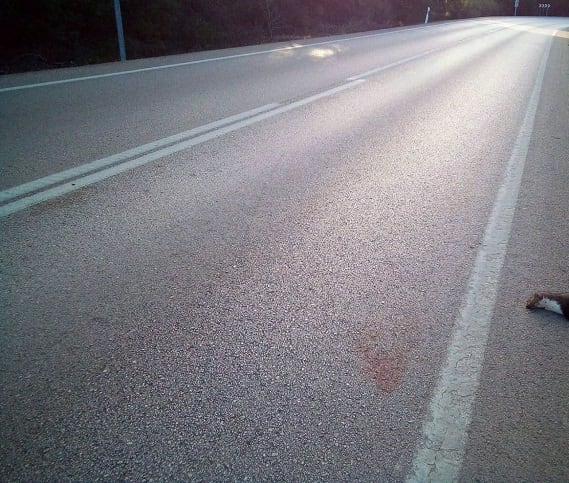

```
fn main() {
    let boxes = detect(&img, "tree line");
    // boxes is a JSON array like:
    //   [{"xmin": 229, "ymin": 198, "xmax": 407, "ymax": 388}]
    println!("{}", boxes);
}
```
[{"xmin": 1, "ymin": 0, "xmax": 567, "ymax": 73}]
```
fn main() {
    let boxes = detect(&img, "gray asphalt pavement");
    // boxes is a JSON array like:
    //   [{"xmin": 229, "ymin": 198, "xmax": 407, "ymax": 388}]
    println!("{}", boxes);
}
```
[{"xmin": 1, "ymin": 17, "xmax": 568, "ymax": 481}]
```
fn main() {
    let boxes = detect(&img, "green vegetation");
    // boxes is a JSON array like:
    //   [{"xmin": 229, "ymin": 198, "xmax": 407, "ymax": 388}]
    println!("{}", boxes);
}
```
[{"xmin": 1, "ymin": 0, "xmax": 567, "ymax": 73}]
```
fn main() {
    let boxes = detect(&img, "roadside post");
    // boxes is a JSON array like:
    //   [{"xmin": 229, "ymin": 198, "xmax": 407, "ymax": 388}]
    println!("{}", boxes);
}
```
[
  {"xmin": 424, "ymin": 6, "xmax": 431, "ymax": 25},
  {"xmin": 114, "ymin": 0, "xmax": 127, "ymax": 61}
]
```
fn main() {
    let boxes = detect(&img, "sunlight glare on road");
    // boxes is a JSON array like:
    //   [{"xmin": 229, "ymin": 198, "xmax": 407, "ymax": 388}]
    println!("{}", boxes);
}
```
[
  {"xmin": 481, "ymin": 18, "xmax": 569, "ymax": 38},
  {"xmin": 308, "ymin": 47, "xmax": 337, "ymax": 58}
]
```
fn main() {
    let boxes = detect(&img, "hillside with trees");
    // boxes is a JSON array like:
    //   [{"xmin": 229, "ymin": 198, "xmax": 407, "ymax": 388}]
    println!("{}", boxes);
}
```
[{"xmin": 1, "ymin": 0, "xmax": 567, "ymax": 73}]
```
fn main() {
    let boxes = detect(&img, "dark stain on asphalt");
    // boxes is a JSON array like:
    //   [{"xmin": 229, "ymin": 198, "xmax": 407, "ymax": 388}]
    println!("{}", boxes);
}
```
[{"xmin": 356, "ymin": 325, "xmax": 415, "ymax": 393}]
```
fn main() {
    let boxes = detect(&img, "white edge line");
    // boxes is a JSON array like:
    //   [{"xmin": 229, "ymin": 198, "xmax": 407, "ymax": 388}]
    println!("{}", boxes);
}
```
[
  {"xmin": 0, "ymin": 79, "xmax": 365, "ymax": 217},
  {"xmin": 0, "ymin": 22, "xmax": 459, "ymax": 93},
  {"xmin": 406, "ymin": 32, "xmax": 554, "ymax": 482},
  {"xmin": 0, "ymin": 103, "xmax": 280, "ymax": 203}
]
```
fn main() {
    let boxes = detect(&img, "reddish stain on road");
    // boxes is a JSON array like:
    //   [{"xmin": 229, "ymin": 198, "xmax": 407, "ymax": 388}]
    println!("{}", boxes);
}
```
[{"xmin": 356, "ymin": 326, "xmax": 415, "ymax": 393}]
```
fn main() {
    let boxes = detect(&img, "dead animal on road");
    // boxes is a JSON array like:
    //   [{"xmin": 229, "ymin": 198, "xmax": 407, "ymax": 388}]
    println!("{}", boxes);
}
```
[{"xmin": 526, "ymin": 291, "xmax": 569, "ymax": 320}]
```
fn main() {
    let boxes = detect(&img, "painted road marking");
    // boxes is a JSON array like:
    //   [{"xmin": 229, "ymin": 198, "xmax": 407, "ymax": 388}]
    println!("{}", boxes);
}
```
[
  {"xmin": 0, "ymin": 80, "xmax": 364, "ymax": 218},
  {"xmin": 406, "ymin": 32, "xmax": 554, "ymax": 482},
  {"xmin": 347, "ymin": 47, "xmax": 442, "ymax": 81},
  {"xmin": 0, "ymin": 104, "xmax": 280, "ymax": 204}
]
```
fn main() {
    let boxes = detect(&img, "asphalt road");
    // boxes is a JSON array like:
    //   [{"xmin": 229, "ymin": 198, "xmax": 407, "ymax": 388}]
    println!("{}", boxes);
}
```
[{"xmin": 1, "ymin": 17, "xmax": 568, "ymax": 481}]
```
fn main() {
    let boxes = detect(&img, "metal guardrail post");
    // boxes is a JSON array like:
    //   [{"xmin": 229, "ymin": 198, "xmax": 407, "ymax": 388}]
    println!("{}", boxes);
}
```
[{"xmin": 114, "ymin": 0, "xmax": 127, "ymax": 61}]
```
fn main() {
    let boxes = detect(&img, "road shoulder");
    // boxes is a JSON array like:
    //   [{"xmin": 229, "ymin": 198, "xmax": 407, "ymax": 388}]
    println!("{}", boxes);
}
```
[{"xmin": 460, "ymin": 29, "xmax": 569, "ymax": 481}]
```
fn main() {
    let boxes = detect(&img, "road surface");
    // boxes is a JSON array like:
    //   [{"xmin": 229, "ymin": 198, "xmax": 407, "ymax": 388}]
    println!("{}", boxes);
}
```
[{"xmin": 1, "ymin": 16, "xmax": 568, "ymax": 481}]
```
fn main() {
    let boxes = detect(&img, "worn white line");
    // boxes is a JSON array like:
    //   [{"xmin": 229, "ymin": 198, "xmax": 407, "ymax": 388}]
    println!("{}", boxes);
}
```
[
  {"xmin": 406, "ymin": 33, "xmax": 554, "ymax": 482},
  {"xmin": 347, "ymin": 47, "xmax": 442, "ymax": 81},
  {"xmin": 0, "ymin": 104, "xmax": 280, "ymax": 204},
  {"xmin": 0, "ymin": 80, "xmax": 364, "ymax": 217},
  {"xmin": 0, "ymin": 22, "xmax": 452, "ymax": 93}
]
